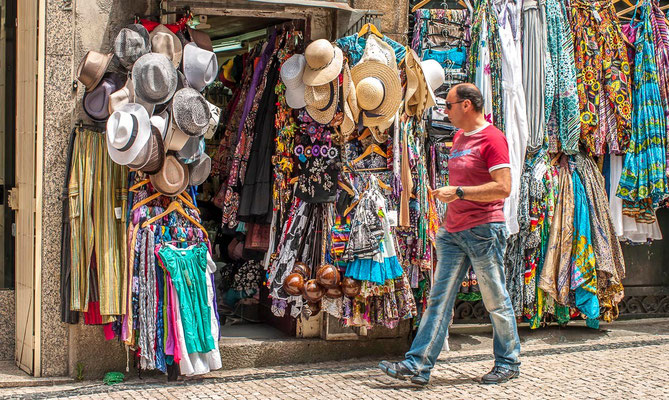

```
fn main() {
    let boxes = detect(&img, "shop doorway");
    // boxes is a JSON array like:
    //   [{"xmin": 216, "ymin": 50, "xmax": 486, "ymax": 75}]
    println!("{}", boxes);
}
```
[{"xmin": 172, "ymin": 11, "xmax": 309, "ymax": 341}]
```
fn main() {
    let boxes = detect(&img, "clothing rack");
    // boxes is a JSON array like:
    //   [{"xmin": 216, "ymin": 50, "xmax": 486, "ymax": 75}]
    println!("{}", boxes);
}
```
[{"xmin": 74, "ymin": 119, "xmax": 105, "ymax": 132}]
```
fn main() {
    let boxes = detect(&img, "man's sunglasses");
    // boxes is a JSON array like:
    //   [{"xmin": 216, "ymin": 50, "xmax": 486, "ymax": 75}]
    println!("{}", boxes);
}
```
[{"xmin": 445, "ymin": 100, "xmax": 466, "ymax": 110}]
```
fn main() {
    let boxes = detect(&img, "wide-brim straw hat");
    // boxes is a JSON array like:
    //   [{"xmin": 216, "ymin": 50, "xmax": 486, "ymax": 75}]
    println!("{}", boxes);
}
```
[
  {"xmin": 340, "ymin": 62, "xmax": 358, "ymax": 138},
  {"xmin": 150, "ymin": 154, "xmax": 189, "ymax": 196},
  {"xmin": 132, "ymin": 53, "xmax": 178, "ymax": 105},
  {"xmin": 370, "ymin": 114, "xmax": 395, "ymax": 143},
  {"xmin": 150, "ymin": 24, "xmax": 183, "ymax": 68},
  {"xmin": 404, "ymin": 49, "xmax": 421, "ymax": 117},
  {"xmin": 76, "ymin": 51, "xmax": 114, "ymax": 92},
  {"xmin": 305, "ymin": 79, "xmax": 339, "ymax": 125},
  {"xmin": 189, "ymin": 153, "xmax": 211, "ymax": 186},
  {"xmin": 106, "ymin": 103, "xmax": 152, "ymax": 166},
  {"xmin": 114, "ymin": 24, "xmax": 151, "ymax": 69},
  {"xmin": 172, "ymin": 87, "xmax": 211, "ymax": 136},
  {"xmin": 302, "ymin": 39, "xmax": 344, "ymax": 87}
]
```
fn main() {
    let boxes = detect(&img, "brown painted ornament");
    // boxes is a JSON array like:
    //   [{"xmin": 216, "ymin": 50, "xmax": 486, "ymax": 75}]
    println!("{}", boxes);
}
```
[
  {"xmin": 292, "ymin": 261, "xmax": 311, "ymax": 278},
  {"xmin": 341, "ymin": 277, "xmax": 361, "ymax": 298},
  {"xmin": 316, "ymin": 263, "xmax": 340, "ymax": 288},
  {"xmin": 303, "ymin": 279, "xmax": 325, "ymax": 302},
  {"xmin": 325, "ymin": 285, "xmax": 343, "ymax": 299},
  {"xmin": 283, "ymin": 273, "xmax": 304, "ymax": 296}
]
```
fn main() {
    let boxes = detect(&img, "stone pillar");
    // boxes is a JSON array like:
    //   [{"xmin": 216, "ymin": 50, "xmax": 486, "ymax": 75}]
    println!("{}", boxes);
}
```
[
  {"xmin": 351, "ymin": 0, "xmax": 410, "ymax": 45},
  {"xmin": 41, "ymin": 0, "xmax": 157, "ymax": 377}
]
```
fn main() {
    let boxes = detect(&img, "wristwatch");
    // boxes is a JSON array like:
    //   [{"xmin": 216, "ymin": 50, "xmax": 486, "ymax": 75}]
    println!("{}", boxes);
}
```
[{"xmin": 456, "ymin": 186, "xmax": 465, "ymax": 200}]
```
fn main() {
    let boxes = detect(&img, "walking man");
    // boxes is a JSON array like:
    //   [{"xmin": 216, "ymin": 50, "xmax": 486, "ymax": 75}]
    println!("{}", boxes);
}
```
[{"xmin": 379, "ymin": 83, "xmax": 521, "ymax": 385}]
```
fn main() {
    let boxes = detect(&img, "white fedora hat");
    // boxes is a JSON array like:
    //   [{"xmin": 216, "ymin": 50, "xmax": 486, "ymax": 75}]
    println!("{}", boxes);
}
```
[
  {"xmin": 183, "ymin": 42, "xmax": 218, "ymax": 92},
  {"xmin": 280, "ymin": 54, "xmax": 307, "ymax": 109},
  {"xmin": 106, "ymin": 103, "xmax": 152, "ymax": 166}
]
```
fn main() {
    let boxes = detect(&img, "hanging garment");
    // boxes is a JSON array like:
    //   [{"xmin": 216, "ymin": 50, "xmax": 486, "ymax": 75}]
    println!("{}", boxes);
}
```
[
  {"xmin": 649, "ymin": 3, "xmax": 669, "ymax": 175},
  {"xmin": 522, "ymin": 0, "xmax": 547, "ymax": 152},
  {"xmin": 571, "ymin": 171, "xmax": 600, "ymax": 329},
  {"xmin": 609, "ymin": 154, "xmax": 662, "ymax": 242},
  {"xmin": 570, "ymin": 0, "xmax": 632, "ymax": 155},
  {"xmin": 238, "ymin": 55, "xmax": 281, "ymax": 223},
  {"xmin": 336, "ymin": 34, "xmax": 406, "ymax": 66},
  {"xmin": 497, "ymin": 1, "xmax": 530, "ymax": 235},
  {"xmin": 544, "ymin": 0, "xmax": 580, "ymax": 155},
  {"xmin": 158, "ymin": 243, "xmax": 216, "ymax": 355},
  {"xmin": 575, "ymin": 153, "xmax": 625, "ymax": 322},
  {"xmin": 617, "ymin": 3, "xmax": 668, "ymax": 222},
  {"xmin": 61, "ymin": 129, "xmax": 79, "ymax": 324},
  {"xmin": 539, "ymin": 159, "xmax": 574, "ymax": 306},
  {"xmin": 470, "ymin": 0, "xmax": 504, "ymax": 127}
]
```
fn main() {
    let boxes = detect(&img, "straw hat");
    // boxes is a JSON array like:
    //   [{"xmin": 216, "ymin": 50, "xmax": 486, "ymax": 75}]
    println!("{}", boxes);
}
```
[
  {"xmin": 351, "ymin": 36, "xmax": 401, "ymax": 127},
  {"xmin": 189, "ymin": 153, "xmax": 211, "ymax": 186},
  {"xmin": 150, "ymin": 24, "xmax": 183, "ymax": 68},
  {"xmin": 150, "ymin": 154, "xmax": 190, "ymax": 196},
  {"xmin": 340, "ymin": 62, "xmax": 358, "ymax": 138},
  {"xmin": 280, "ymin": 54, "xmax": 307, "ymax": 109},
  {"xmin": 114, "ymin": 24, "xmax": 151, "ymax": 69},
  {"xmin": 172, "ymin": 88, "xmax": 211, "ymax": 137},
  {"xmin": 83, "ymin": 73, "xmax": 124, "ymax": 122},
  {"xmin": 305, "ymin": 79, "xmax": 339, "ymax": 125},
  {"xmin": 302, "ymin": 39, "xmax": 344, "ymax": 86},
  {"xmin": 106, "ymin": 103, "xmax": 152, "ymax": 166},
  {"xmin": 132, "ymin": 53, "xmax": 178, "ymax": 105},
  {"xmin": 183, "ymin": 43, "xmax": 218, "ymax": 92},
  {"xmin": 370, "ymin": 114, "xmax": 395, "ymax": 143},
  {"xmin": 76, "ymin": 51, "xmax": 114, "ymax": 92},
  {"xmin": 404, "ymin": 49, "xmax": 421, "ymax": 116}
]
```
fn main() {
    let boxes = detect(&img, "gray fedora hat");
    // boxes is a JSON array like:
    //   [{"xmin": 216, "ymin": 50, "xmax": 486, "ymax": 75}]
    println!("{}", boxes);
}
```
[
  {"xmin": 188, "ymin": 153, "xmax": 211, "ymax": 186},
  {"xmin": 154, "ymin": 70, "xmax": 190, "ymax": 115},
  {"xmin": 83, "ymin": 73, "xmax": 124, "ymax": 122},
  {"xmin": 114, "ymin": 24, "xmax": 151, "ymax": 69},
  {"xmin": 132, "ymin": 53, "xmax": 178, "ymax": 105},
  {"xmin": 172, "ymin": 87, "xmax": 210, "ymax": 137}
]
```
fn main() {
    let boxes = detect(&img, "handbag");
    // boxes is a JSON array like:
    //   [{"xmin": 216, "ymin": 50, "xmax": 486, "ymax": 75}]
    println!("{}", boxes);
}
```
[{"xmin": 244, "ymin": 223, "xmax": 271, "ymax": 252}]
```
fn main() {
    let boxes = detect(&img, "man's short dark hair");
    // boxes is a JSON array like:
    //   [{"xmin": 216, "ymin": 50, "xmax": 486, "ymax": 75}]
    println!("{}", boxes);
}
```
[{"xmin": 454, "ymin": 84, "xmax": 484, "ymax": 113}]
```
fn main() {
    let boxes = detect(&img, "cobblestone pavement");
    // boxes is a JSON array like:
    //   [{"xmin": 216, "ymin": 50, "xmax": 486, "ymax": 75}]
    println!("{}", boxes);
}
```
[{"xmin": 2, "ymin": 320, "xmax": 669, "ymax": 399}]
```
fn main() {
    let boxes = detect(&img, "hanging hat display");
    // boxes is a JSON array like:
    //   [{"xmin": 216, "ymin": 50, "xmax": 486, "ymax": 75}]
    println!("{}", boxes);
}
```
[
  {"xmin": 172, "ymin": 87, "xmax": 212, "ymax": 137},
  {"xmin": 150, "ymin": 154, "xmax": 190, "ymax": 196},
  {"xmin": 204, "ymin": 100, "xmax": 221, "ymax": 140},
  {"xmin": 150, "ymin": 24, "xmax": 183, "ymax": 68},
  {"xmin": 183, "ymin": 43, "xmax": 218, "ymax": 92},
  {"xmin": 188, "ymin": 153, "xmax": 211, "ymax": 186},
  {"xmin": 105, "ymin": 103, "xmax": 152, "ymax": 166},
  {"xmin": 280, "ymin": 54, "xmax": 307, "ymax": 109},
  {"xmin": 302, "ymin": 39, "xmax": 344, "ymax": 86},
  {"xmin": 76, "ymin": 51, "xmax": 114, "ymax": 92},
  {"xmin": 187, "ymin": 26, "xmax": 214, "ymax": 52},
  {"xmin": 420, "ymin": 59, "xmax": 446, "ymax": 111},
  {"xmin": 132, "ymin": 53, "xmax": 178, "ymax": 105},
  {"xmin": 340, "ymin": 62, "xmax": 358, "ymax": 138},
  {"xmin": 177, "ymin": 136, "xmax": 205, "ymax": 164},
  {"xmin": 83, "ymin": 73, "xmax": 124, "ymax": 122},
  {"xmin": 128, "ymin": 126, "xmax": 166, "ymax": 174},
  {"xmin": 305, "ymin": 79, "xmax": 339, "ymax": 125},
  {"xmin": 114, "ymin": 24, "xmax": 151, "ymax": 69},
  {"xmin": 351, "ymin": 35, "xmax": 401, "ymax": 128}
]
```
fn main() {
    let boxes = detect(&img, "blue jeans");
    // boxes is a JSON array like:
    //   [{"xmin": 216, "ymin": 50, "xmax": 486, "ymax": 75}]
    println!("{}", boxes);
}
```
[{"xmin": 403, "ymin": 223, "xmax": 521, "ymax": 381}]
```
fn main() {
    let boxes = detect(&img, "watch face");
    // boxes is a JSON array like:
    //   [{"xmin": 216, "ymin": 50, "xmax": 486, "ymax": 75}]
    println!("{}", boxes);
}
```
[{"xmin": 456, "ymin": 187, "xmax": 464, "ymax": 199}]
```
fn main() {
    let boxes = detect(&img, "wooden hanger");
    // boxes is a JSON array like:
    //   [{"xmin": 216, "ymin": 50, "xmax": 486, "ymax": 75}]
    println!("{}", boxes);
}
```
[
  {"xmin": 352, "ymin": 144, "xmax": 387, "ymax": 165},
  {"xmin": 129, "ymin": 178, "xmax": 150, "ymax": 192},
  {"xmin": 338, "ymin": 181, "xmax": 355, "ymax": 196},
  {"xmin": 411, "ymin": 0, "xmax": 432, "ymax": 12},
  {"xmin": 132, "ymin": 192, "xmax": 162, "ymax": 211},
  {"xmin": 357, "ymin": 128, "xmax": 372, "ymax": 142},
  {"xmin": 131, "ymin": 192, "xmax": 198, "ymax": 212},
  {"xmin": 141, "ymin": 200, "xmax": 208, "ymax": 237},
  {"xmin": 357, "ymin": 23, "xmax": 383, "ymax": 38}
]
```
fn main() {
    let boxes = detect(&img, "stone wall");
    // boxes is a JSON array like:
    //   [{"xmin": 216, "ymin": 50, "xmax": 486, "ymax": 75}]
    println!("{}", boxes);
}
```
[
  {"xmin": 0, "ymin": 290, "xmax": 15, "ymax": 360},
  {"xmin": 351, "ymin": 0, "xmax": 410, "ymax": 44}
]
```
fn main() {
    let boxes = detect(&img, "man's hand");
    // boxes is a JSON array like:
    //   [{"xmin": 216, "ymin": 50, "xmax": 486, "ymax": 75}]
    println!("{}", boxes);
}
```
[{"xmin": 431, "ymin": 186, "xmax": 459, "ymax": 203}]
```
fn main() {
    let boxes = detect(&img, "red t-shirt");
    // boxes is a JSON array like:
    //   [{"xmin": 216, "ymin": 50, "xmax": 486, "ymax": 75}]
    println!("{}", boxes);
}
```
[{"xmin": 443, "ymin": 124, "xmax": 510, "ymax": 232}]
